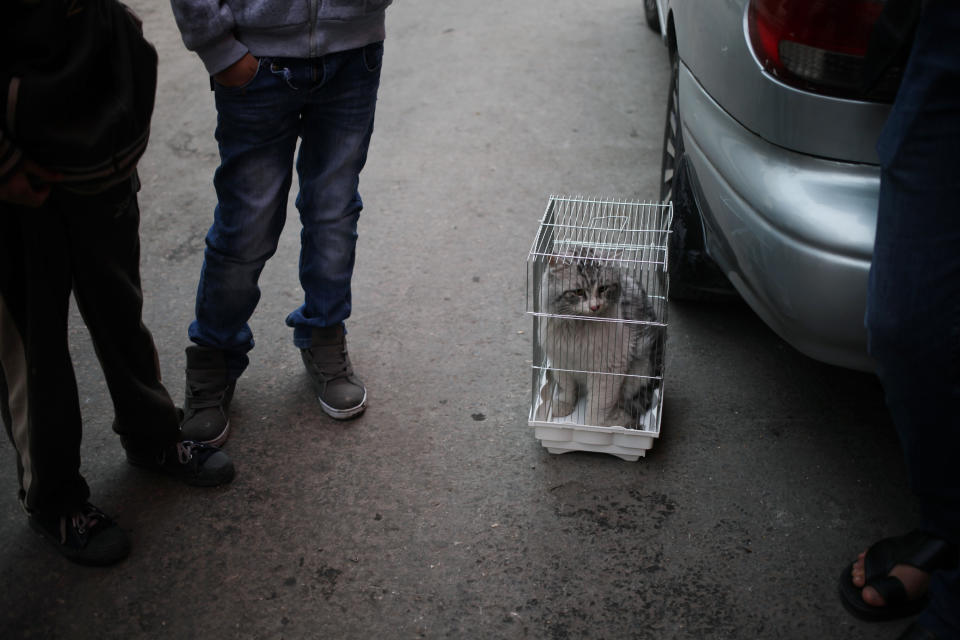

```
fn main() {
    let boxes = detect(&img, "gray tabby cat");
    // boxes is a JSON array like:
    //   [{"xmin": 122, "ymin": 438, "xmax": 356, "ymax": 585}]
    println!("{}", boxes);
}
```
[{"xmin": 535, "ymin": 248, "xmax": 663, "ymax": 428}]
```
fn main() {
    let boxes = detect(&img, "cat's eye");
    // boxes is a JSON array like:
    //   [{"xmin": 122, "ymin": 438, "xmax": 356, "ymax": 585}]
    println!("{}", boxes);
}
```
[
  {"xmin": 598, "ymin": 286, "xmax": 607, "ymax": 295},
  {"xmin": 574, "ymin": 289, "xmax": 586, "ymax": 297}
]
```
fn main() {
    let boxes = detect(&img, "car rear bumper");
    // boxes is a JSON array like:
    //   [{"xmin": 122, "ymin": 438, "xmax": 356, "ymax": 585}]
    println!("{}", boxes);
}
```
[{"xmin": 678, "ymin": 62, "xmax": 878, "ymax": 371}]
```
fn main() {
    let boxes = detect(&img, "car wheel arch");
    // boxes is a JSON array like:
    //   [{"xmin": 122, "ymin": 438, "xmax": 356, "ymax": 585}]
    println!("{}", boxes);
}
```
[{"xmin": 659, "ymin": 11, "xmax": 737, "ymax": 302}]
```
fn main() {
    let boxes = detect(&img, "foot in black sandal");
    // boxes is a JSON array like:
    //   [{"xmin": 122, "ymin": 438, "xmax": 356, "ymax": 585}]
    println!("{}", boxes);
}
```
[{"xmin": 838, "ymin": 530, "xmax": 958, "ymax": 622}]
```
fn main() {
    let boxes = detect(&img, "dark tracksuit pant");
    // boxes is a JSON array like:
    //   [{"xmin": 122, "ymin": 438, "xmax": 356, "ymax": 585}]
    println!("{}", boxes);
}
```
[{"xmin": 0, "ymin": 176, "xmax": 179, "ymax": 517}]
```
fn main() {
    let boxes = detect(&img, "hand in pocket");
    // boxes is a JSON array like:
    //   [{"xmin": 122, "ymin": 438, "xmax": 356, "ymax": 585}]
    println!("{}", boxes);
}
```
[{"xmin": 214, "ymin": 53, "xmax": 259, "ymax": 87}]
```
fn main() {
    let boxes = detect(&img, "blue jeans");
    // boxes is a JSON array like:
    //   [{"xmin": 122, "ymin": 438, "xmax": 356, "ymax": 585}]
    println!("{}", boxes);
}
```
[
  {"xmin": 865, "ymin": 1, "xmax": 960, "ymax": 634},
  {"xmin": 190, "ymin": 43, "xmax": 383, "ymax": 380}
]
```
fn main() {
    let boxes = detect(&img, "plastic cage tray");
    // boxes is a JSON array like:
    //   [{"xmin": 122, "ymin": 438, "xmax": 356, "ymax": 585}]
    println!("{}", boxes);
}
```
[{"xmin": 526, "ymin": 196, "xmax": 671, "ymax": 460}]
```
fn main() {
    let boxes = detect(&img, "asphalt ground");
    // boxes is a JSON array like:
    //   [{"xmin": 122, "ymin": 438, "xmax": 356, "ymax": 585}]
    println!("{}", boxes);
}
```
[{"xmin": 0, "ymin": 1, "xmax": 915, "ymax": 638}]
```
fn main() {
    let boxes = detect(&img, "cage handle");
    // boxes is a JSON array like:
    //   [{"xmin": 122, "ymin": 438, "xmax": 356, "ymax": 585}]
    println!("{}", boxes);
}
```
[{"xmin": 587, "ymin": 215, "xmax": 628, "ymax": 231}]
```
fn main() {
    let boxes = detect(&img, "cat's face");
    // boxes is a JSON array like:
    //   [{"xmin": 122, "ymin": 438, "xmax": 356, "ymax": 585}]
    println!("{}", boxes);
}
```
[{"xmin": 545, "ymin": 258, "xmax": 621, "ymax": 317}]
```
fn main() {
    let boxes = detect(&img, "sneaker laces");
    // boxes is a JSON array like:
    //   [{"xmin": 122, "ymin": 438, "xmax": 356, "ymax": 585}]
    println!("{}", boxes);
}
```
[
  {"xmin": 185, "ymin": 376, "xmax": 230, "ymax": 410},
  {"xmin": 305, "ymin": 341, "xmax": 353, "ymax": 381},
  {"xmin": 171, "ymin": 440, "xmax": 218, "ymax": 467},
  {"xmin": 176, "ymin": 441, "xmax": 195, "ymax": 465},
  {"xmin": 62, "ymin": 504, "xmax": 107, "ymax": 544}
]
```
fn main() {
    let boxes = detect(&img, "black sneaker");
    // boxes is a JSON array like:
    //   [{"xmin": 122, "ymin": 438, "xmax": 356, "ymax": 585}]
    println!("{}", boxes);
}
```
[
  {"xmin": 126, "ymin": 440, "xmax": 235, "ymax": 487},
  {"xmin": 181, "ymin": 345, "xmax": 235, "ymax": 446},
  {"xmin": 28, "ymin": 502, "xmax": 131, "ymax": 566},
  {"xmin": 301, "ymin": 325, "xmax": 367, "ymax": 419}
]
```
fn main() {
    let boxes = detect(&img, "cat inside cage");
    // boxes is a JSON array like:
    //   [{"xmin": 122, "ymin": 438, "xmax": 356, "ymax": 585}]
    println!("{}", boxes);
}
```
[{"xmin": 527, "ymin": 198, "xmax": 669, "ymax": 433}]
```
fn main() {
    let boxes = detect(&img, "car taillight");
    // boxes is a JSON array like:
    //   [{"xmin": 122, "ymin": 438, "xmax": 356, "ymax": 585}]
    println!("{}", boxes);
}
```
[{"xmin": 748, "ymin": 0, "xmax": 896, "ymax": 100}]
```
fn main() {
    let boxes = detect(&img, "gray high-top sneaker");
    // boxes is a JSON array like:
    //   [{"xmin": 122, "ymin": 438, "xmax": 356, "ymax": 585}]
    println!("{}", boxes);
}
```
[
  {"xmin": 180, "ymin": 346, "xmax": 235, "ymax": 445},
  {"xmin": 301, "ymin": 325, "xmax": 367, "ymax": 419}
]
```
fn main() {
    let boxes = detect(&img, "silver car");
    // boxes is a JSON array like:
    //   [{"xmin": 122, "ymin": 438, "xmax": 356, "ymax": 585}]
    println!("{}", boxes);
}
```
[{"xmin": 647, "ymin": 0, "xmax": 901, "ymax": 371}]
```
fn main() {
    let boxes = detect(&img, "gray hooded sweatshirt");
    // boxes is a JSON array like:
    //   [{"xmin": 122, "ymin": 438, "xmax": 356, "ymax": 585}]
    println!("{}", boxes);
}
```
[{"xmin": 169, "ymin": 0, "xmax": 392, "ymax": 75}]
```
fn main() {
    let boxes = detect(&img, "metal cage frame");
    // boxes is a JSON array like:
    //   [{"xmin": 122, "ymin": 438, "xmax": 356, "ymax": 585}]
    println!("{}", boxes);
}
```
[{"xmin": 525, "ymin": 195, "xmax": 672, "ymax": 459}]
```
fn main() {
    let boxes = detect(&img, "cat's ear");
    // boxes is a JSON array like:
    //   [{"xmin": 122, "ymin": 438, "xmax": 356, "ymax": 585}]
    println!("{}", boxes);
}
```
[
  {"xmin": 546, "ymin": 255, "xmax": 570, "ymax": 272},
  {"xmin": 547, "ymin": 248, "xmax": 576, "ymax": 266}
]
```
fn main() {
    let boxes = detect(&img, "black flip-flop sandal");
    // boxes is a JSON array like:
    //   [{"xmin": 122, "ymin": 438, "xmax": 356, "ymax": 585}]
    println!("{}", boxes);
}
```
[{"xmin": 838, "ymin": 530, "xmax": 958, "ymax": 622}]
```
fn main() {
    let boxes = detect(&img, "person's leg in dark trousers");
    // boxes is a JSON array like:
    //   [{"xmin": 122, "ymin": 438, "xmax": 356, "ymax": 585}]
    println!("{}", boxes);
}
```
[
  {"xmin": 60, "ymin": 182, "xmax": 235, "ymax": 493},
  {"xmin": 866, "ymin": 0, "xmax": 960, "ymax": 634},
  {"xmin": 57, "ymin": 178, "xmax": 181, "ymax": 452},
  {"xmin": 2, "ymin": 175, "xmax": 234, "ymax": 564},
  {"xmin": 0, "ymin": 197, "xmax": 90, "ymax": 518}
]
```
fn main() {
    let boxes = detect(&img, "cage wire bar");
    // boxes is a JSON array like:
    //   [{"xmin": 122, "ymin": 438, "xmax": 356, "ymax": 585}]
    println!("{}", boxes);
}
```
[{"xmin": 526, "ymin": 195, "xmax": 672, "ymax": 460}]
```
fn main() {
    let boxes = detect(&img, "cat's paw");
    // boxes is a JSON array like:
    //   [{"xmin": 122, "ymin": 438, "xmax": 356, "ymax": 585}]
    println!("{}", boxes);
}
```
[{"xmin": 602, "ymin": 410, "xmax": 639, "ymax": 428}]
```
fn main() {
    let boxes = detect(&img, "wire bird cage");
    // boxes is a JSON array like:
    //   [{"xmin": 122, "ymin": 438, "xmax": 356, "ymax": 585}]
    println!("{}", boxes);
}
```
[{"xmin": 526, "ymin": 196, "xmax": 671, "ymax": 460}]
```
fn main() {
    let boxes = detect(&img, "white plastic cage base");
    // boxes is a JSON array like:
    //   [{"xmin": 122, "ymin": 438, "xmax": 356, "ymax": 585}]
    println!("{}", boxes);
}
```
[
  {"xmin": 533, "ymin": 427, "xmax": 654, "ymax": 461},
  {"xmin": 529, "ymin": 370, "xmax": 661, "ymax": 461}
]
